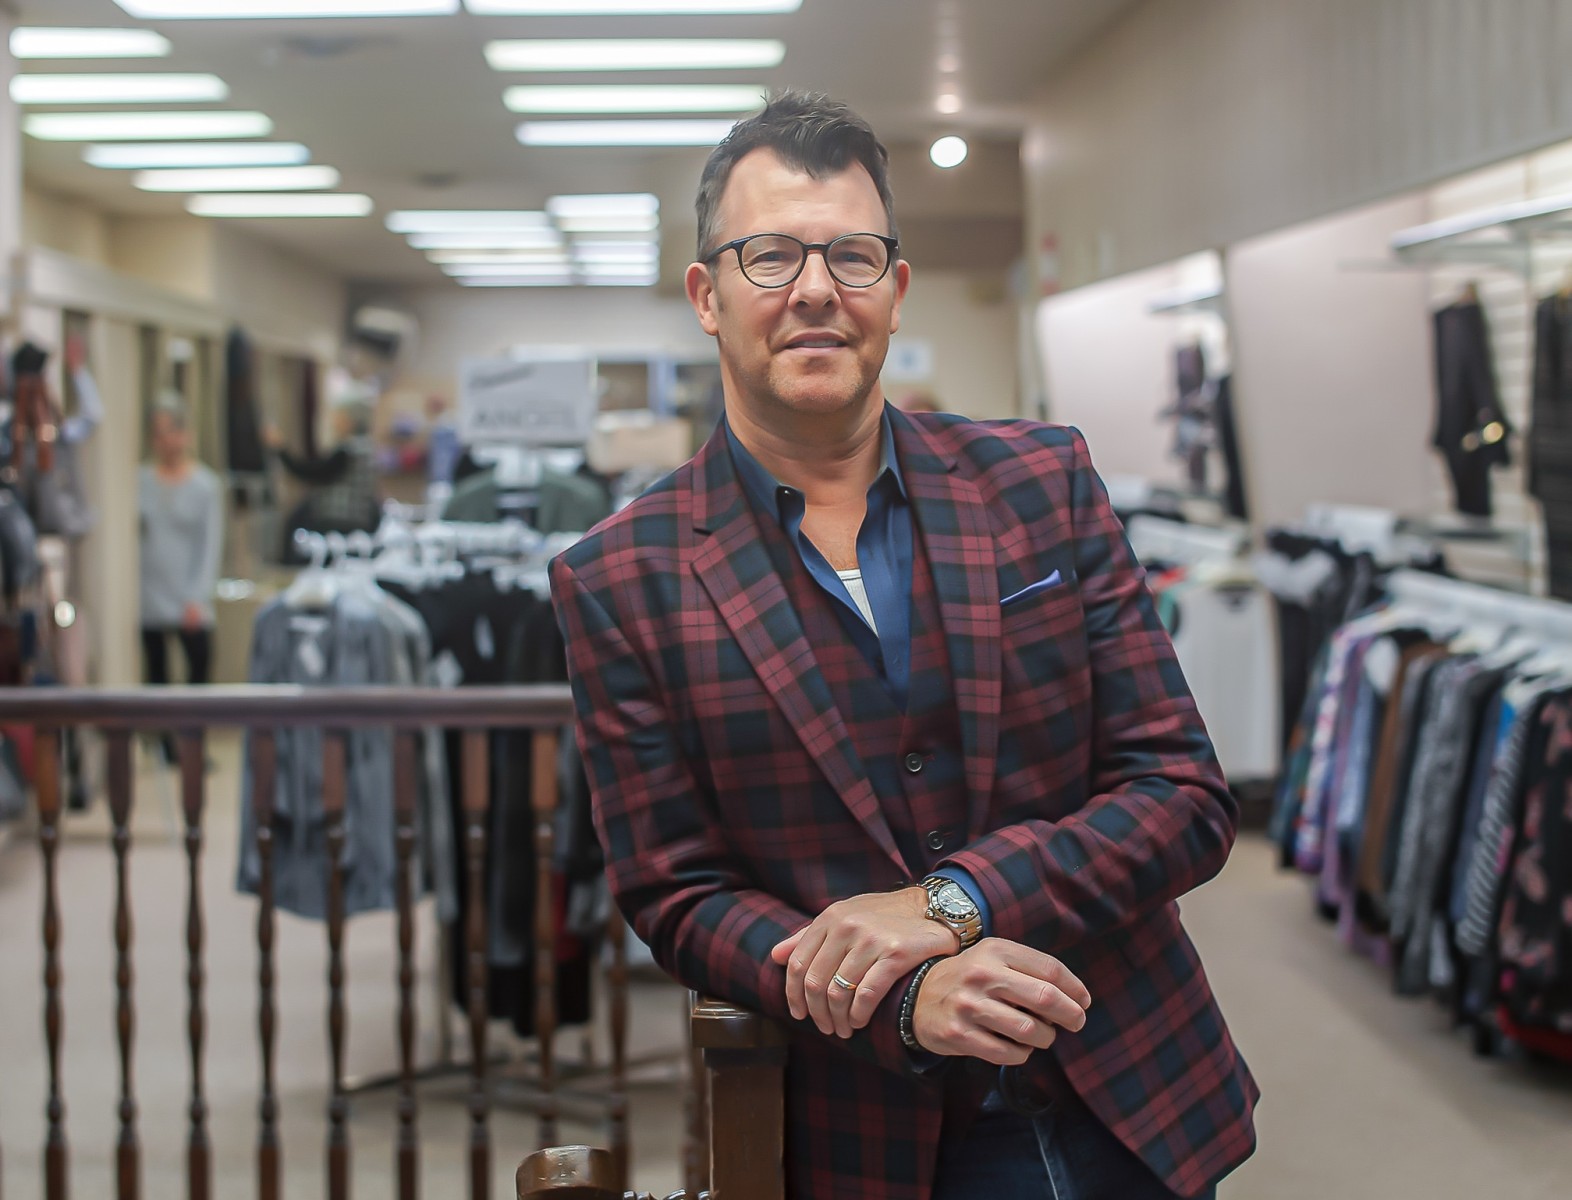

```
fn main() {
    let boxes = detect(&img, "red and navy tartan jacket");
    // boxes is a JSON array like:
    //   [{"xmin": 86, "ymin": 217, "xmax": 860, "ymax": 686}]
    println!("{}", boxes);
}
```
[{"xmin": 550, "ymin": 409, "xmax": 1259, "ymax": 1200}]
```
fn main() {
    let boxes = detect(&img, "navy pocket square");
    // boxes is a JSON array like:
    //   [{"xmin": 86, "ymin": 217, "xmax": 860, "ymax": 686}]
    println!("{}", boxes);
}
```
[{"xmin": 1000, "ymin": 570, "xmax": 1063, "ymax": 607}]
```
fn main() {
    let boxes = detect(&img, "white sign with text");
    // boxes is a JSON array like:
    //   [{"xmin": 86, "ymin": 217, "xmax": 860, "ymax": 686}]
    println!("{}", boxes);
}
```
[{"xmin": 458, "ymin": 357, "xmax": 598, "ymax": 445}]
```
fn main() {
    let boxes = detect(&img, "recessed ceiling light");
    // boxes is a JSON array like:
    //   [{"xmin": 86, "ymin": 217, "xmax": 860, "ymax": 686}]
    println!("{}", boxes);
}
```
[
  {"xmin": 406, "ymin": 230, "xmax": 564, "ymax": 250},
  {"xmin": 10, "ymin": 73, "xmax": 229, "ymax": 105},
  {"xmin": 555, "ymin": 214, "xmax": 661, "ymax": 233},
  {"xmin": 484, "ymin": 38, "xmax": 785, "ymax": 73},
  {"xmin": 11, "ymin": 28, "xmax": 172, "ymax": 59},
  {"xmin": 505, "ymin": 85, "xmax": 766, "ymax": 114},
  {"xmin": 517, "ymin": 119, "xmax": 736, "ymax": 147},
  {"xmin": 929, "ymin": 135, "xmax": 968, "ymax": 169},
  {"xmin": 548, "ymin": 193, "xmax": 659, "ymax": 220},
  {"xmin": 113, "ymin": 1, "xmax": 459, "ymax": 17},
  {"xmin": 936, "ymin": 93, "xmax": 962, "ymax": 115},
  {"xmin": 936, "ymin": 52, "xmax": 960, "ymax": 73},
  {"xmin": 25, "ymin": 111, "xmax": 273, "ymax": 141},
  {"xmin": 186, "ymin": 193, "xmax": 373, "ymax": 217},
  {"xmin": 135, "ymin": 165, "xmax": 341, "ymax": 192},
  {"xmin": 387, "ymin": 210, "xmax": 551, "ymax": 234},
  {"xmin": 85, "ymin": 141, "xmax": 311, "ymax": 168},
  {"xmin": 467, "ymin": 1, "xmax": 799, "ymax": 13}
]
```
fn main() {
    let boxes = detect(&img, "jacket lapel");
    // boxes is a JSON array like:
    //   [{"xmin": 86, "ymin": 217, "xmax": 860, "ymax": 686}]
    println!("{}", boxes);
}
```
[
  {"xmin": 890, "ymin": 410, "xmax": 1002, "ymax": 840},
  {"xmin": 688, "ymin": 424, "xmax": 907, "ymax": 873}
]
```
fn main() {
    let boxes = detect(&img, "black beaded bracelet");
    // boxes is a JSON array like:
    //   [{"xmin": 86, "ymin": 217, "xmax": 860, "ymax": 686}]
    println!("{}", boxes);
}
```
[{"xmin": 899, "ymin": 955, "xmax": 946, "ymax": 1051}]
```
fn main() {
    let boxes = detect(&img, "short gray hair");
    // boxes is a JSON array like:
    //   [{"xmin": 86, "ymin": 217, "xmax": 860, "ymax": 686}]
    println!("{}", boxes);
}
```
[
  {"xmin": 695, "ymin": 89, "xmax": 898, "ymax": 260},
  {"xmin": 151, "ymin": 390, "xmax": 189, "ymax": 429}
]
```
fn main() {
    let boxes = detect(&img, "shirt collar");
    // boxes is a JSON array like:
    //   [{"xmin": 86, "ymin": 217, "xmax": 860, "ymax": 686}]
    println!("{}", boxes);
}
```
[{"xmin": 724, "ymin": 407, "xmax": 908, "ymax": 524}]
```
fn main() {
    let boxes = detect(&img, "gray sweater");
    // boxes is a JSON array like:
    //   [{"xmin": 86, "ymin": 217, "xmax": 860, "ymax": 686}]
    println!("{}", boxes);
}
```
[{"xmin": 139, "ymin": 462, "xmax": 223, "ymax": 628}]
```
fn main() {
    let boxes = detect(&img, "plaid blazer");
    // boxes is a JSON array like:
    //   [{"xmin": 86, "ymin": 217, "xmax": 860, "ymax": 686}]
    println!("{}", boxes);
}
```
[{"xmin": 551, "ymin": 410, "xmax": 1259, "ymax": 1199}]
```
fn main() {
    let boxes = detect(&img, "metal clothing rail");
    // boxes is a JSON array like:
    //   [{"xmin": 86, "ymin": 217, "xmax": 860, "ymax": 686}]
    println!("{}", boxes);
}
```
[
  {"xmin": 1384, "ymin": 569, "xmax": 1572, "ymax": 643},
  {"xmin": 1125, "ymin": 515, "xmax": 1248, "ymax": 567}
]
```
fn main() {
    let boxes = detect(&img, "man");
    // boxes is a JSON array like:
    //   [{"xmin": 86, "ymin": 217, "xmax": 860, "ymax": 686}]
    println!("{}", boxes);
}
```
[
  {"xmin": 262, "ymin": 381, "xmax": 381, "ymax": 555},
  {"xmin": 552, "ymin": 91, "xmax": 1257, "ymax": 1200}
]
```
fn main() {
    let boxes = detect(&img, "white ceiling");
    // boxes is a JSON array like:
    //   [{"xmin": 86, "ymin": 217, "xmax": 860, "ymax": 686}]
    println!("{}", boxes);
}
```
[{"xmin": 16, "ymin": 0, "xmax": 1140, "ymax": 286}]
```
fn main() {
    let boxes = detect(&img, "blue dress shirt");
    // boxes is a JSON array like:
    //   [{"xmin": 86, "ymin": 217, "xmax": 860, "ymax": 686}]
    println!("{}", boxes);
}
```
[{"xmin": 724, "ymin": 409, "xmax": 990, "ymax": 935}]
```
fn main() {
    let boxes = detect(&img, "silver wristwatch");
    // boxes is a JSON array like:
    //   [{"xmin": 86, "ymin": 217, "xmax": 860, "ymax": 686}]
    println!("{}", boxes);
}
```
[{"xmin": 920, "ymin": 876, "xmax": 983, "ymax": 949}]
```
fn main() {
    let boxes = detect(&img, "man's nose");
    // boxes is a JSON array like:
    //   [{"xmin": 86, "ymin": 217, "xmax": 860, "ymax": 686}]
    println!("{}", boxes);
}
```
[{"xmin": 791, "ymin": 248, "xmax": 839, "ymax": 303}]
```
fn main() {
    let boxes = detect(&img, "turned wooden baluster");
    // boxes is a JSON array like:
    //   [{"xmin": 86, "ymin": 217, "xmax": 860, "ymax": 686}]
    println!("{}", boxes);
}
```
[
  {"xmin": 37, "ymin": 728, "xmax": 68, "ymax": 1200},
  {"xmin": 323, "ymin": 732, "xmax": 352, "ymax": 1200},
  {"xmin": 393, "ymin": 732, "xmax": 421, "ymax": 1200},
  {"xmin": 250, "ymin": 731, "xmax": 282, "ymax": 1200},
  {"xmin": 515, "ymin": 1145, "xmax": 710, "ymax": 1200},
  {"xmin": 529, "ymin": 730, "xmax": 560, "ymax": 1155},
  {"xmin": 605, "ymin": 907, "xmax": 629, "ymax": 1189},
  {"xmin": 690, "ymin": 998, "xmax": 788, "ymax": 1200},
  {"xmin": 106, "ymin": 732, "xmax": 140, "ymax": 1200},
  {"xmin": 179, "ymin": 731, "xmax": 211, "ymax": 1200},
  {"xmin": 463, "ymin": 731, "xmax": 492, "ymax": 1200}
]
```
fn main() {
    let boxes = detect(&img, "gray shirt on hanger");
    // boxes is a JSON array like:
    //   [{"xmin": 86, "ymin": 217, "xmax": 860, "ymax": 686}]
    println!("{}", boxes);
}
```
[{"xmin": 138, "ymin": 462, "xmax": 223, "ymax": 629}]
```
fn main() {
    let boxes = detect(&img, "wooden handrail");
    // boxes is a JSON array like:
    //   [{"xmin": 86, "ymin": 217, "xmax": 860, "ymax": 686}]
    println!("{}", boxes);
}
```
[
  {"xmin": 0, "ymin": 685, "xmax": 574, "ymax": 728},
  {"xmin": 516, "ymin": 998, "xmax": 786, "ymax": 1200}
]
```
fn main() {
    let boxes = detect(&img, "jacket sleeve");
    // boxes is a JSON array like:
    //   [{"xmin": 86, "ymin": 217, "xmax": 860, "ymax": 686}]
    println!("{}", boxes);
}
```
[
  {"xmin": 274, "ymin": 444, "xmax": 349, "ymax": 484},
  {"xmin": 551, "ymin": 554, "xmax": 934, "ymax": 1079},
  {"xmin": 941, "ymin": 427, "xmax": 1238, "ymax": 953}
]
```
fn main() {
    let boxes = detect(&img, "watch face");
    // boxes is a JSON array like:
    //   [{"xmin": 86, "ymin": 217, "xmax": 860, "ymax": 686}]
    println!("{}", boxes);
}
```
[{"xmin": 934, "ymin": 881, "xmax": 974, "ymax": 920}]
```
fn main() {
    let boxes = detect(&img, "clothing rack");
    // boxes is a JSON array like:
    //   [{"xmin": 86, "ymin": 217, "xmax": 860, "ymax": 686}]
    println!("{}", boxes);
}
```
[
  {"xmin": 1384, "ymin": 569, "xmax": 1572, "ymax": 643},
  {"xmin": 1125, "ymin": 515, "xmax": 1247, "ymax": 567}
]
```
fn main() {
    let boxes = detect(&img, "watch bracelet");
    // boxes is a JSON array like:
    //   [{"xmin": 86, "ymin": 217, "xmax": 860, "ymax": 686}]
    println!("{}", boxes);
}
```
[{"xmin": 899, "ymin": 955, "xmax": 947, "ymax": 1051}]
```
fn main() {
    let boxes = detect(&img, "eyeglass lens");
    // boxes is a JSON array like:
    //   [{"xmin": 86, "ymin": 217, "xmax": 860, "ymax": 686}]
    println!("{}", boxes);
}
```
[{"xmin": 738, "ymin": 234, "xmax": 890, "ymax": 287}]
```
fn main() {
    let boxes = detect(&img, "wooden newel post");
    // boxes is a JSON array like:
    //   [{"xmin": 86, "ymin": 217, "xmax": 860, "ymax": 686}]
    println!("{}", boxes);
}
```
[
  {"xmin": 515, "ymin": 1145, "xmax": 623, "ymax": 1199},
  {"xmin": 689, "ymin": 998, "xmax": 788, "ymax": 1200}
]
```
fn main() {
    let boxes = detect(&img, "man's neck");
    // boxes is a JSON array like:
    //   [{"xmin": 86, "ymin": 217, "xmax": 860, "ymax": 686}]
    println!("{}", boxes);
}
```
[
  {"xmin": 726, "ymin": 399, "xmax": 884, "ymax": 507},
  {"xmin": 155, "ymin": 457, "xmax": 191, "ymax": 480}
]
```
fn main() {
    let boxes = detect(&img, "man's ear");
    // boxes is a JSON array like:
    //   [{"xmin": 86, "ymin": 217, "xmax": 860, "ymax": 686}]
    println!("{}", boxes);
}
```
[
  {"xmin": 888, "ymin": 258, "xmax": 911, "ymax": 336},
  {"xmin": 686, "ymin": 262, "xmax": 720, "ymax": 336}
]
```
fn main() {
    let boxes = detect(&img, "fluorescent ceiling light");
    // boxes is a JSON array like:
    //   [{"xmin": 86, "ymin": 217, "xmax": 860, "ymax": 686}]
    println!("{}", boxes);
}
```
[
  {"xmin": 573, "ymin": 249, "xmax": 659, "ymax": 266},
  {"xmin": 136, "ymin": 165, "xmax": 341, "ymax": 192},
  {"xmin": 518, "ymin": 119, "xmax": 736, "ymax": 147},
  {"xmin": 484, "ymin": 38, "xmax": 784, "ymax": 73},
  {"xmin": 427, "ymin": 251, "xmax": 572, "ymax": 265},
  {"xmin": 11, "ymin": 28, "xmax": 172, "ymax": 59},
  {"xmin": 466, "ymin": 1, "xmax": 800, "ymax": 14},
  {"xmin": 443, "ymin": 262, "xmax": 579, "ymax": 276},
  {"xmin": 186, "ymin": 193, "xmax": 373, "ymax": 218},
  {"xmin": 505, "ymin": 84, "xmax": 765, "ymax": 115},
  {"xmin": 406, "ymin": 231, "xmax": 563, "ymax": 250},
  {"xmin": 25, "ymin": 111, "xmax": 272, "ymax": 141},
  {"xmin": 387, "ymin": 210, "xmax": 550, "ymax": 234},
  {"xmin": 458, "ymin": 277, "xmax": 574, "ymax": 288},
  {"xmin": 556, "ymin": 214, "xmax": 660, "ymax": 233},
  {"xmin": 580, "ymin": 260, "xmax": 657, "ymax": 276},
  {"xmin": 584, "ymin": 275, "xmax": 659, "ymax": 286},
  {"xmin": 113, "ymin": 1, "xmax": 458, "ymax": 17},
  {"xmin": 548, "ymin": 193, "xmax": 658, "ymax": 220},
  {"xmin": 10, "ymin": 73, "xmax": 229, "ymax": 105},
  {"xmin": 86, "ymin": 141, "xmax": 310, "ymax": 168}
]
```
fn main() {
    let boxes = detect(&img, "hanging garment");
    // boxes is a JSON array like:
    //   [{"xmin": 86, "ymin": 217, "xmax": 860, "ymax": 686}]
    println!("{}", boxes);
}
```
[
  {"xmin": 1432, "ymin": 300, "xmax": 1512, "ymax": 518},
  {"xmin": 225, "ymin": 327, "xmax": 268, "ymax": 474},
  {"xmin": 1530, "ymin": 295, "xmax": 1572, "ymax": 600}
]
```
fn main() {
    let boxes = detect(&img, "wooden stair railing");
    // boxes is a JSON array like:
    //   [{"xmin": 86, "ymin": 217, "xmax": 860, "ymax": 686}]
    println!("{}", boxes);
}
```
[{"xmin": 516, "ymin": 997, "xmax": 786, "ymax": 1200}]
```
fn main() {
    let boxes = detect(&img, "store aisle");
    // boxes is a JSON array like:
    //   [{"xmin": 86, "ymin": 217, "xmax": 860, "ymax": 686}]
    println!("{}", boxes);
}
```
[
  {"xmin": 1, "ymin": 749, "xmax": 1568, "ymax": 1198},
  {"xmin": 1184, "ymin": 836, "xmax": 1572, "ymax": 1200}
]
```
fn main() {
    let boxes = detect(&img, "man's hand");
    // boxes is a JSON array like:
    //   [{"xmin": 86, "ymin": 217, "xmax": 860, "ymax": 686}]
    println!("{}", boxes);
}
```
[
  {"xmin": 181, "ymin": 602, "xmax": 205, "ymax": 633},
  {"xmin": 770, "ymin": 887, "xmax": 957, "ymax": 1039},
  {"xmin": 911, "ymin": 939, "xmax": 1091, "ymax": 1065}
]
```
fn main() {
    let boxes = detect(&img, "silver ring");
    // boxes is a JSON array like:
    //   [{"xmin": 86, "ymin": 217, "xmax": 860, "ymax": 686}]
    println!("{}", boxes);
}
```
[{"xmin": 830, "ymin": 972, "xmax": 858, "ymax": 992}]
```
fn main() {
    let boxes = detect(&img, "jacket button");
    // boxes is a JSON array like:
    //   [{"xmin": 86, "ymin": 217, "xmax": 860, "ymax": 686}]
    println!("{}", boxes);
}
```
[
  {"xmin": 926, "ymin": 830, "xmax": 945, "ymax": 851},
  {"xmin": 903, "ymin": 752, "xmax": 924, "ymax": 774}
]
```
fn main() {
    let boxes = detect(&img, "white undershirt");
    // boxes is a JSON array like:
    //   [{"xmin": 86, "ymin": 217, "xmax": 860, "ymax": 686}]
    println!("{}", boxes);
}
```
[{"xmin": 836, "ymin": 567, "xmax": 879, "ymax": 633}]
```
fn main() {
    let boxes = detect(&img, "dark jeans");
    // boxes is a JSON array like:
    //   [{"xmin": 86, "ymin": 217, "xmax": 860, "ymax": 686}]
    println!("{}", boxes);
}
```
[
  {"xmin": 931, "ymin": 1094, "xmax": 1217, "ymax": 1200},
  {"xmin": 141, "ymin": 627, "xmax": 213, "ymax": 762}
]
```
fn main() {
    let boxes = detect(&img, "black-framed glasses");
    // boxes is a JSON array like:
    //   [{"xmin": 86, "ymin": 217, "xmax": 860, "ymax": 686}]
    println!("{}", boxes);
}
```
[{"xmin": 702, "ymin": 232, "xmax": 898, "ymax": 289}]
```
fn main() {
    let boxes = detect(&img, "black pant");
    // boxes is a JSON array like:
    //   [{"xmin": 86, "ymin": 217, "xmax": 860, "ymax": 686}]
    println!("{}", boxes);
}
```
[
  {"xmin": 141, "ymin": 627, "xmax": 213, "ymax": 763},
  {"xmin": 141, "ymin": 627, "xmax": 212, "ymax": 687}
]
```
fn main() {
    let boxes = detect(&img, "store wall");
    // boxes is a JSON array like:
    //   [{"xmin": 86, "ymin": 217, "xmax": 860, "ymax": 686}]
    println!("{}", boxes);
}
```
[
  {"xmin": 1226, "ymin": 195, "xmax": 1437, "ymax": 532},
  {"xmin": 22, "ymin": 188, "xmax": 114, "ymax": 269},
  {"xmin": 209, "ymin": 226, "xmax": 345, "ymax": 360},
  {"xmin": 388, "ymin": 268, "xmax": 1020, "ymax": 421},
  {"xmin": 1026, "ymin": 0, "xmax": 1572, "ymax": 290}
]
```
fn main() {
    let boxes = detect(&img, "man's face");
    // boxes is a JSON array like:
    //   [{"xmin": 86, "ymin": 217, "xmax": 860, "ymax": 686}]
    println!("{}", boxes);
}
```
[
  {"xmin": 151, "ymin": 411, "xmax": 188, "ymax": 461},
  {"xmin": 686, "ymin": 148, "xmax": 910, "ymax": 426}
]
